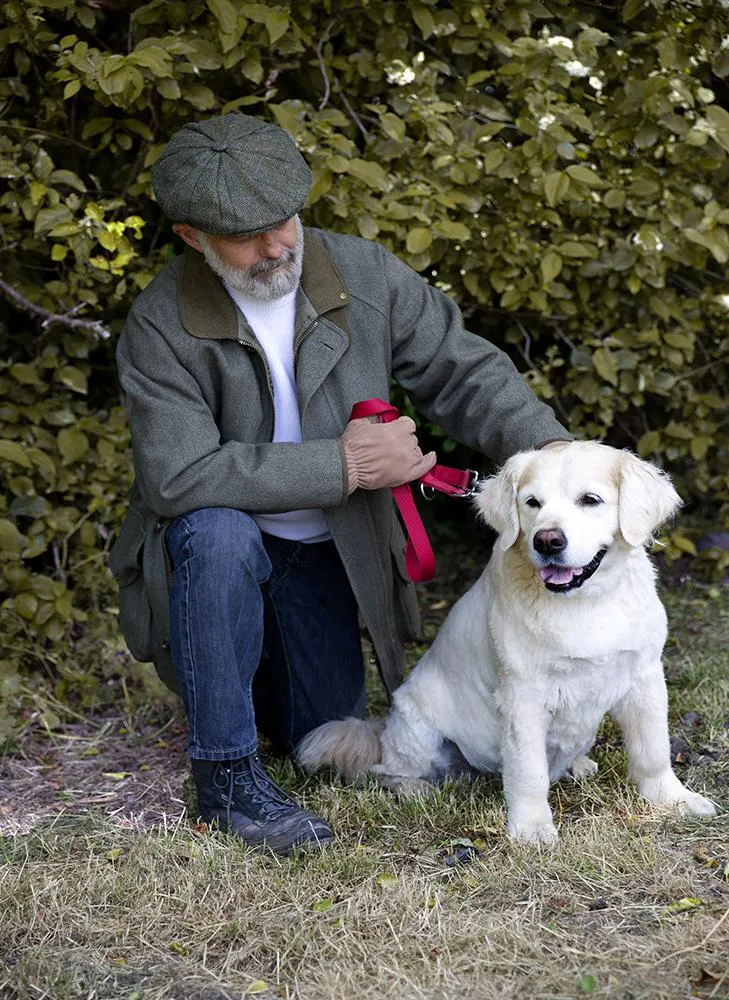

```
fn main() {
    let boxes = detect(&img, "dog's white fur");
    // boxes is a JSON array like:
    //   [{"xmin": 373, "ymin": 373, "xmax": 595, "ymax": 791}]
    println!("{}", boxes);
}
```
[{"xmin": 298, "ymin": 442, "xmax": 717, "ymax": 843}]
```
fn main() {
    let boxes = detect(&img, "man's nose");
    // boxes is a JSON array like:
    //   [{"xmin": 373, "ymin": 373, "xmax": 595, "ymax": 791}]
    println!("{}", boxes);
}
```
[{"xmin": 258, "ymin": 231, "xmax": 287, "ymax": 258}]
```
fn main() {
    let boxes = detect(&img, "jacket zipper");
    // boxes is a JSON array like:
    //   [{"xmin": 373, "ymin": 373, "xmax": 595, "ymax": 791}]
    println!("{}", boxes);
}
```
[
  {"xmin": 237, "ymin": 337, "xmax": 275, "ymax": 406},
  {"xmin": 236, "ymin": 314, "xmax": 321, "ymax": 427},
  {"xmin": 293, "ymin": 316, "xmax": 320, "ymax": 368}
]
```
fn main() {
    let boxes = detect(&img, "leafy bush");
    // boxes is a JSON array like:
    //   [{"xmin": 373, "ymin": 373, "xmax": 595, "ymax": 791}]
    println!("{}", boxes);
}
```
[{"xmin": 1, "ymin": 0, "xmax": 728, "ymax": 733}]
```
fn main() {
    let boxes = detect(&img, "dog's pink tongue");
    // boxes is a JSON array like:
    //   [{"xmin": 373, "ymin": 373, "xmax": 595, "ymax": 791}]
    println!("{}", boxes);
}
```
[{"xmin": 539, "ymin": 566, "xmax": 581, "ymax": 585}]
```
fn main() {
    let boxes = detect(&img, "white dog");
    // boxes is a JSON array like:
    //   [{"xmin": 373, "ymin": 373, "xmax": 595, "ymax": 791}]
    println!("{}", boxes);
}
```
[{"xmin": 298, "ymin": 441, "xmax": 717, "ymax": 843}]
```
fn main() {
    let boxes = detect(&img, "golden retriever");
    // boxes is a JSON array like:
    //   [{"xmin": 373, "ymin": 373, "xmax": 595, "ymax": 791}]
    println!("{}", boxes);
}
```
[{"xmin": 298, "ymin": 442, "xmax": 717, "ymax": 843}]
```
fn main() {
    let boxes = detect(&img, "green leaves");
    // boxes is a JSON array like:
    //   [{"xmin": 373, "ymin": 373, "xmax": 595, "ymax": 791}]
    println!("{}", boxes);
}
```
[
  {"xmin": 57, "ymin": 428, "xmax": 90, "ymax": 465},
  {"xmin": 565, "ymin": 164, "xmax": 604, "ymax": 187},
  {"xmin": 544, "ymin": 171, "xmax": 570, "ymax": 208},
  {"xmin": 207, "ymin": 0, "xmax": 238, "ymax": 36},
  {"xmin": 540, "ymin": 250, "xmax": 563, "ymax": 284},
  {"xmin": 705, "ymin": 105, "xmax": 729, "ymax": 152},
  {"xmin": 406, "ymin": 228, "xmax": 432, "ymax": 254},
  {"xmin": 97, "ymin": 54, "xmax": 144, "ymax": 105},
  {"xmin": 346, "ymin": 159, "xmax": 391, "ymax": 191},
  {"xmin": 592, "ymin": 348, "xmax": 619, "ymax": 386},
  {"xmin": 0, "ymin": 440, "xmax": 32, "ymax": 469}
]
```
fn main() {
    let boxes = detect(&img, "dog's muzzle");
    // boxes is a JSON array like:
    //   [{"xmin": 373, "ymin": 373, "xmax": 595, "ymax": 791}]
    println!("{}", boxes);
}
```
[{"xmin": 540, "ymin": 547, "xmax": 608, "ymax": 593}]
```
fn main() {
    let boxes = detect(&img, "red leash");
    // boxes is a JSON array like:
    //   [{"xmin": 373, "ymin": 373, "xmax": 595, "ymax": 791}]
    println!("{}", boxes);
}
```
[{"xmin": 350, "ymin": 399, "xmax": 478, "ymax": 583}]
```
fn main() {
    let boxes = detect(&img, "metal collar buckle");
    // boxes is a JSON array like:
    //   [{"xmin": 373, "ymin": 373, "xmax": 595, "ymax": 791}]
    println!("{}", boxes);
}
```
[{"xmin": 420, "ymin": 470, "xmax": 480, "ymax": 501}]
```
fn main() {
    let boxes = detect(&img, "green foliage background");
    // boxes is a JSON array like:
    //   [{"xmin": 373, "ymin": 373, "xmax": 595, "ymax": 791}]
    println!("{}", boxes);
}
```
[{"xmin": 1, "ymin": 0, "xmax": 728, "ymax": 734}]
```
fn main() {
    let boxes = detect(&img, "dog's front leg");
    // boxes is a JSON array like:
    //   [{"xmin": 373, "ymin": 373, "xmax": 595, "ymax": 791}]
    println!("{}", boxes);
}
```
[
  {"xmin": 611, "ymin": 671, "xmax": 716, "ymax": 817},
  {"xmin": 500, "ymin": 703, "xmax": 558, "ymax": 845}
]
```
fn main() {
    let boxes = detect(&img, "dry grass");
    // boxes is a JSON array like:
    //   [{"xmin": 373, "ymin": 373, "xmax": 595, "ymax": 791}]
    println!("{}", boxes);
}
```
[
  {"xmin": 1, "ymin": 791, "xmax": 727, "ymax": 999},
  {"xmin": 1, "ymin": 550, "xmax": 728, "ymax": 1000}
]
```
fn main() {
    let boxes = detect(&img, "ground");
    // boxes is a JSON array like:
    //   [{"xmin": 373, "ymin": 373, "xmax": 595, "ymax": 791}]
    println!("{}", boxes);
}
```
[{"xmin": 1, "ymin": 516, "xmax": 728, "ymax": 999}]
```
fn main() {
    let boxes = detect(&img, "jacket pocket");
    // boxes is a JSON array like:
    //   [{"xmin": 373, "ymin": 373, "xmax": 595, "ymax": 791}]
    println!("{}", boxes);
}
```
[{"xmin": 109, "ymin": 504, "xmax": 153, "ymax": 662}]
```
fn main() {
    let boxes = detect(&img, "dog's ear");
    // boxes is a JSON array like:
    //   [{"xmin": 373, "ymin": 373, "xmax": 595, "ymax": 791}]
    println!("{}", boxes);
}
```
[
  {"xmin": 617, "ymin": 451, "xmax": 682, "ymax": 547},
  {"xmin": 474, "ymin": 453, "xmax": 532, "ymax": 551}
]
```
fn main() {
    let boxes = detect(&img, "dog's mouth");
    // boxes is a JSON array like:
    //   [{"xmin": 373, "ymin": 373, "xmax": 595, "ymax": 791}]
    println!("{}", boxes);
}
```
[{"xmin": 538, "ymin": 548, "xmax": 608, "ymax": 593}]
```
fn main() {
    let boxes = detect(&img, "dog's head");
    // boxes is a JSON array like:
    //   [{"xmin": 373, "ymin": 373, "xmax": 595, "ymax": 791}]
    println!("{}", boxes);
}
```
[{"xmin": 474, "ymin": 441, "xmax": 681, "ymax": 594}]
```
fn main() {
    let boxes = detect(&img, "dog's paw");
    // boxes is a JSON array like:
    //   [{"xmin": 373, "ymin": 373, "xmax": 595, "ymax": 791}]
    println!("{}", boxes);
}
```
[
  {"xmin": 674, "ymin": 790, "xmax": 717, "ymax": 817},
  {"xmin": 373, "ymin": 771, "xmax": 433, "ymax": 797},
  {"xmin": 569, "ymin": 755, "xmax": 598, "ymax": 782},
  {"xmin": 638, "ymin": 774, "xmax": 717, "ymax": 817},
  {"xmin": 507, "ymin": 818, "xmax": 559, "ymax": 845}
]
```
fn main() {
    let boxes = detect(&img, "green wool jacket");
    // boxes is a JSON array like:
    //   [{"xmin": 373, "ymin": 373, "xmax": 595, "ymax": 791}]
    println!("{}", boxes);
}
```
[{"xmin": 110, "ymin": 227, "xmax": 570, "ymax": 695}]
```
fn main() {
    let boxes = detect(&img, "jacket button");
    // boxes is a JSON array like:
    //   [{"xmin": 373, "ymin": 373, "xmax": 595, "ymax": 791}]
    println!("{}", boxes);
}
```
[
  {"xmin": 155, "ymin": 518, "xmax": 165, "ymax": 531},
  {"xmin": 161, "ymin": 640, "xmax": 170, "ymax": 651}
]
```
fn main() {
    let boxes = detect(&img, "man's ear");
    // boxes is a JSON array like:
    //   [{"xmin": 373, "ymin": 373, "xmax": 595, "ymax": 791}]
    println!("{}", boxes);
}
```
[
  {"xmin": 172, "ymin": 223, "xmax": 205, "ymax": 253},
  {"xmin": 473, "ymin": 452, "xmax": 532, "ymax": 551},
  {"xmin": 617, "ymin": 451, "xmax": 682, "ymax": 548}
]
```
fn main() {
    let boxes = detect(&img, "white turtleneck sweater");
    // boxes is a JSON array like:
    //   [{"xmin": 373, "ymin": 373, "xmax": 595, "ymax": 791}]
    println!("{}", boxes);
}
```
[{"xmin": 224, "ymin": 283, "xmax": 331, "ymax": 543}]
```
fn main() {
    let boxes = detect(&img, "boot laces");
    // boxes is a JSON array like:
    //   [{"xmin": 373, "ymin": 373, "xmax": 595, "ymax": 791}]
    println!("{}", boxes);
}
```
[{"xmin": 224, "ymin": 754, "xmax": 295, "ymax": 825}]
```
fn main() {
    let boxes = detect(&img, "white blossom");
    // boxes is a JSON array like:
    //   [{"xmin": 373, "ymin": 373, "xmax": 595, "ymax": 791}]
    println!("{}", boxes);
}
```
[
  {"xmin": 632, "ymin": 232, "xmax": 664, "ymax": 252},
  {"xmin": 386, "ymin": 63, "xmax": 416, "ymax": 85},
  {"xmin": 562, "ymin": 60, "xmax": 590, "ymax": 78},
  {"xmin": 545, "ymin": 35, "xmax": 574, "ymax": 49}
]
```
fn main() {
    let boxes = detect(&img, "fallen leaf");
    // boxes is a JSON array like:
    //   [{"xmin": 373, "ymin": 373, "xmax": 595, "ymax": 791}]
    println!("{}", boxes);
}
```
[
  {"xmin": 102, "ymin": 771, "xmax": 132, "ymax": 780},
  {"xmin": 694, "ymin": 968, "xmax": 725, "ymax": 987},
  {"xmin": 376, "ymin": 872, "xmax": 399, "ymax": 889},
  {"xmin": 311, "ymin": 898, "xmax": 333, "ymax": 912},
  {"xmin": 660, "ymin": 897, "xmax": 703, "ymax": 918},
  {"xmin": 577, "ymin": 973, "xmax": 597, "ymax": 993},
  {"xmin": 693, "ymin": 846, "xmax": 719, "ymax": 868},
  {"xmin": 246, "ymin": 982, "xmax": 270, "ymax": 995}
]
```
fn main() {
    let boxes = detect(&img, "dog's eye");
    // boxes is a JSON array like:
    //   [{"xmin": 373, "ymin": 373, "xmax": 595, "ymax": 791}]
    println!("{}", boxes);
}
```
[
  {"xmin": 579, "ymin": 493, "xmax": 603, "ymax": 507},
  {"xmin": 525, "ymin": 496, "xmax": 542, "ymax": 509}
]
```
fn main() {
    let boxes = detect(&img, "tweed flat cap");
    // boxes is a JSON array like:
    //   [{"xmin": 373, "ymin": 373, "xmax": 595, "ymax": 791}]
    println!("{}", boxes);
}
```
[{"xmin": 151, "ymin": 114, "xmax": 311, "ymax": 236}]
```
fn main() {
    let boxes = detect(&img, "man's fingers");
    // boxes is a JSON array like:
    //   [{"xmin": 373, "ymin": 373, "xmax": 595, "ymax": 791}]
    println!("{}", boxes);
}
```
[{"xmin": 417, "ymin": 451, "xmax": 437, "ymax": 477}]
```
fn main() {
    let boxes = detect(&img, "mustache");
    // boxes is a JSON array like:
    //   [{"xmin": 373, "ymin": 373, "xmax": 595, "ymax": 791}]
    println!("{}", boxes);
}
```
[{"xmin": 249, "ymin": 249, "xmax": 296, "ymax": 276}]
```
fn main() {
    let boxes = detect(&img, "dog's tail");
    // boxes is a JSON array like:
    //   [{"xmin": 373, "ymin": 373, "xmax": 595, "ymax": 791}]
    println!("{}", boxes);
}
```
[{"xmin": 297, "ymin": 717, "xmax": 386, "ymax": 781}]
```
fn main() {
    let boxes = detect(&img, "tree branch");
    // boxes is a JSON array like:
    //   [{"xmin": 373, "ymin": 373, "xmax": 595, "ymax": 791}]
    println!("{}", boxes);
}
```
[
  {"xmin": 0, "ymin": 277, "xmax": 111, "ymax": 340},
  {"xmin": 316, "ymin": 20, "xmax": 338, "ymax": 110}
]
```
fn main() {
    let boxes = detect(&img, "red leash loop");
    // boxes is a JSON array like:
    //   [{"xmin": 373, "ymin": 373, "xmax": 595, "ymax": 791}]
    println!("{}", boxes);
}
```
[{"xmin": 349, "ymin": 399, "xmax": 478, "ymax": 583}]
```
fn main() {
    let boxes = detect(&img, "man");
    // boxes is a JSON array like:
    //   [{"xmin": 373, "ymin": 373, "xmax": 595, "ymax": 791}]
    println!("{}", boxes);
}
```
[{"xmin": 111, "ymin": 113, "xmax": 570, "ymax": 855}]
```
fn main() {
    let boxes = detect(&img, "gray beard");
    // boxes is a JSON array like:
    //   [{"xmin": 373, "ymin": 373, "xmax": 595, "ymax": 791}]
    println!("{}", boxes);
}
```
[{"xmin": 198, "ymin": 217, "xmax": 304, "ymax": 300}]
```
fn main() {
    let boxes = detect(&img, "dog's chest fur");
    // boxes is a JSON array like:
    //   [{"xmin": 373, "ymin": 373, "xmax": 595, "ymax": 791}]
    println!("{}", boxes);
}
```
[{"xmin": 541, "ymin": 651, "xmax": 635, "ymax": 778}]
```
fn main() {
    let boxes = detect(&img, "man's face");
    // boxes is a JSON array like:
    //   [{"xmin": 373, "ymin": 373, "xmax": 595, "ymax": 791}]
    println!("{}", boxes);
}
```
[{"xmin": 173, "ymin": 217, "xmax": 303, "ymax": 300}]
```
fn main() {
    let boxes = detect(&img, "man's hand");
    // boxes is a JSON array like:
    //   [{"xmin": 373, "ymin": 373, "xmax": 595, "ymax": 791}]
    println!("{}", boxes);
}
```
[{"xmin": 340, "ymin": 415, "xmax": 437, "ymax": 495}]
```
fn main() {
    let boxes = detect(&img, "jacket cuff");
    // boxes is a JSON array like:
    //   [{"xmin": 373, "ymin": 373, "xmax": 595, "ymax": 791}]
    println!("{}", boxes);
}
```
[{"xmin": 336, "ymin": 438, "xmax": 352, "ymax": 505}]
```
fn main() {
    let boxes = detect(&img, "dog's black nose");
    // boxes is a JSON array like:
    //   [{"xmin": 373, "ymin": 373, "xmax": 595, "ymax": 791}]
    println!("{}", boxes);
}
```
[{"xmin": 533, "ymin": 529, "xmax": 567, "ymax": 555}]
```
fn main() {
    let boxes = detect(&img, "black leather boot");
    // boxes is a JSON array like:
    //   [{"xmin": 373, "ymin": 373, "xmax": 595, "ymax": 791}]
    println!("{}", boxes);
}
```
[{"xmin": 191, "ymin": 752, "xmax": 332, "ymax": 855}]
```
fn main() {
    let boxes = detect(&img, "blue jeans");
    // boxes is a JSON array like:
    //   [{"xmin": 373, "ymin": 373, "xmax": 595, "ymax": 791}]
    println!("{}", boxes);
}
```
[{"xmin": 165, "ymin": 508, "xmax": 366, "ymax": 761}]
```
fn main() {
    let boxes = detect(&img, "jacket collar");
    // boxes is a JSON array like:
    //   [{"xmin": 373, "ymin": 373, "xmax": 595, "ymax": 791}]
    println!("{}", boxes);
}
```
[{"xmin": 178, "ymin": 229, "xmax": 351, "ymax": 341}]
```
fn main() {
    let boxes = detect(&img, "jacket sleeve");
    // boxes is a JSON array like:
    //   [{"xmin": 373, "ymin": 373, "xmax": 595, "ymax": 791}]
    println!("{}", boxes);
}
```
[
  {"xmin": 116, "ymin": 307, "xmax": 348, "ymax": 519},
  {"xmin": 381, "ymin": 248, "xmax": 571, "ymax": 464}
]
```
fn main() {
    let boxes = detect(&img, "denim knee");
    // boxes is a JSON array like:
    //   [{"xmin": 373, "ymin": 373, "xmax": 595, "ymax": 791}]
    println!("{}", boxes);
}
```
[{"xmin": 166, "ymin": 507, "xmax": 271, "ymax": 584}]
